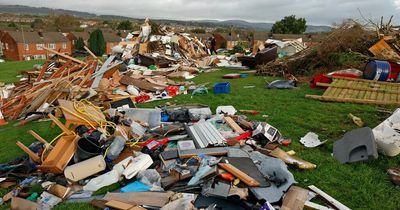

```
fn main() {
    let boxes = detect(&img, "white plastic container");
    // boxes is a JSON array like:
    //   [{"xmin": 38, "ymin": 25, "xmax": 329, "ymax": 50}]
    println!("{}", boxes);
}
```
[{"xmin": 64, "ymin": 155, "xmax": 106, "ymax": 182}]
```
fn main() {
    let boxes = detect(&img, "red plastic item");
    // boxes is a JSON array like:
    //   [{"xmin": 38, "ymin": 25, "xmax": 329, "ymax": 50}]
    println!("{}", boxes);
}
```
[
  {"xmin": 280, "ymin": 139, "xmax": 291, "ymax": 147},
  {"xmin": 165, "ymin": 86, "xmax": 179, "ymax": 97},
  {"xmin": 389, "ymin": 62, "xmax": 400, "ymax": 81},
  {"xmin": 134, "ymin": 95, "xmax": 151, "ymax": 103}
]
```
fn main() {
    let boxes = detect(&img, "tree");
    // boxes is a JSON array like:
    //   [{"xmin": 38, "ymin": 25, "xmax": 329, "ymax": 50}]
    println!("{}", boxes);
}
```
[
  {"xmin": 8, "ymin": 22, "xmax": 17, "ymax": 28},
  {"xmin": 31, "ymin": 18, "xmax": 45, "ymax": 29},
  {"xmin": 191, "ymin": 28, "xmax": 206, "ymax": 34},
  {"xmin": 88, "ymin": 29, "xmax": 105, "ymax": 56},
  {"xmin": 271, "ymin": 15, "xmax": 307, "ymax": 34},
  {"xmin": 75, "ymin": 37, "xmax": 85, "ymax": 50},
  {"xmin": 54, "ymin": 15, "xmax": 79, "ymax": 31},
  {"xmin": 117, "ymin": 20, "xmax": 133, "ymax": 30}
]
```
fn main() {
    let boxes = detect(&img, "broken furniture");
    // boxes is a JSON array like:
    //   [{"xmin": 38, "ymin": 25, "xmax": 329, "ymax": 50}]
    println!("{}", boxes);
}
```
[
  {"xmin": 333, "ymin": 127, "xmax": 378, "ymax": 164},
  {"xmin": 52, "ymin": 99, "xmax": 104, "ymax": 129},
  {"xmin": 306, "ymin": 76, "xmax": 400, "ymax": 105},
  {"xmin": 17, "ymin": 114, "xmax": 78, "ymax": 174}
]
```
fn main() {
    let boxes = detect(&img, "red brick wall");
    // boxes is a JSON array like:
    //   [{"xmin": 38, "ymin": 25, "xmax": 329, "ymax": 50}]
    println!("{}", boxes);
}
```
[
  {"xmin": 2, "ymin": 33, "xmax": 72, "ymax": 61},
  {"xmin": 1, "ymin": 33, "xmax": 19, "ymax": 60},
  {"xmin": 106, "ymin": 42, "xmax": 118, "ymax": 55}
]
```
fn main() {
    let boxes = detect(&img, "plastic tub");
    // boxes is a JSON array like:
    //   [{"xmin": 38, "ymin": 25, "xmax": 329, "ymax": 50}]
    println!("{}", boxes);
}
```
[
  {"xmin": 364, "ymin": 60, "xmax": 390, "ymax": 81},
  {"xmin": 213, "ymin": 82, "xmax": 231, "ymax": 94}
]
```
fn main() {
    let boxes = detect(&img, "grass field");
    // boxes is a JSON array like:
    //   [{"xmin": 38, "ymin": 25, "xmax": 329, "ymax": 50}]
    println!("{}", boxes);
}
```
[
  {"xmin": 0, "ymin": 60, "xmax": 44, "ymax": 83},
  {"xmin": 0, "ymin": 61, "xmax": 399, "ymax": 210}
]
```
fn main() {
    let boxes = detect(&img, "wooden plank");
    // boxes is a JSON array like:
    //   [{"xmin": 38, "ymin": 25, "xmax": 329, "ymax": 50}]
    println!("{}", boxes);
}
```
[
  {"xmin": 305, "ymin": 94, "xmax": 400, "ymax": 105},
  {"xmin": 224, "ymin": 117, "xmax": 245, "ymax": 134},
  {"xmin": 281, "ymin": 186, "xmax": 309, "ymax": 210},
  {"xmin": 42, "ymin": 47, "xmax": 86, "ymax": 65},
  {"xmin": 218, "ymin": 163, "xmax": 260, "ymax": 187},
  {"xmin": 304, "ymin": 201, "xmax": 334, "ymax": 210},
  {"xmin": 308, "ymin": 185, "xmax": 351, "ymax": 210},
  {"xmin": 105, "ymin": 200, "xmax": 135, "ymax": 210},
  {"xmin": 84, "ymin": 46, "xmax": 103, "ymax": 64}
]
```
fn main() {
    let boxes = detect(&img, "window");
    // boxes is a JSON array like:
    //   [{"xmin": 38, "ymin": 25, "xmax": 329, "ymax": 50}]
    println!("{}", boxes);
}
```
[
  {"xmin": 36, "ymin": 44, "xmax": 44, "ymax": 50},
  {"xmin": 33, "ymin": 54, "xmax": 46, "ymax": 60},
  {"xmin": 5, "ymin": 43, "xmax": 8, "ymax": 50},
  {"xmin": 62, "ymin": 42, "xmax": 67, "ymax": 49},
  {"xmin": 24, "ymin": 44, "xmax": 29, "ymax": 51},
  {"xmin": 48, "ymin": 43, "xmax": 56, "ymax": 49}
]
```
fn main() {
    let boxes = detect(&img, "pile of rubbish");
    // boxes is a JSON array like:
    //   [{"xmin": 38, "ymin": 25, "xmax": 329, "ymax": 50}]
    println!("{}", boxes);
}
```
[{"xmin": 0, "ymin": 102, "xmax": 353, "ymax": 210}]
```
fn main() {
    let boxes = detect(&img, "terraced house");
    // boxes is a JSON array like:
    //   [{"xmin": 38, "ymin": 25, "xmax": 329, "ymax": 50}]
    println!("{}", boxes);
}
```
[{"xmin": 1, "ymin": 31, "xmax": 72, "ymax": 61}]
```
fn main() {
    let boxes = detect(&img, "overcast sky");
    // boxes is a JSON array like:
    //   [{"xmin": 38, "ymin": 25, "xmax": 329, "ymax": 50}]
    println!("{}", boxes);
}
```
[{"xmin": 1, "ymin": 0, "xmax": 400, "ymax": 25}]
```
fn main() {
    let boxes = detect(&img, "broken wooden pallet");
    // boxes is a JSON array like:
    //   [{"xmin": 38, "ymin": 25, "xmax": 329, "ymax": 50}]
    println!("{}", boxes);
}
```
[{"xmin": 306, "ymin": 76, "xmax": 400, "ymax": 105}]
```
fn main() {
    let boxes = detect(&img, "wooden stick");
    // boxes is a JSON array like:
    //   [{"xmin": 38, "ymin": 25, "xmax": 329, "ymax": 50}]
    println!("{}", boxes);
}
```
[
  {"xmin": 308, "ymin": 185, "xmax": 351, "ymax": 210},
  {"xmin": 48, "ymin": 113, "xmax": 74, "ymax": 135},
  {"xmin": 84, "ymin": 46, "xmax": 103, "ymax": 64},
  {"xmin": 42, "ymin": 47, "xmax": 86, "ymax": 65},
  {"xmin": 304, "ymin": 201, "xmax": 334, "ymax": 210},
  {"xmin": 28, "ymin": 130, "xmax": 50, "ymax": 145},
  {"xmin": 16, "ymin": 141, "xmax": 40, "ymax": 163},
  {"xmin": 218, "ymin": 163, "xmax": 260, "ymax": 187}
]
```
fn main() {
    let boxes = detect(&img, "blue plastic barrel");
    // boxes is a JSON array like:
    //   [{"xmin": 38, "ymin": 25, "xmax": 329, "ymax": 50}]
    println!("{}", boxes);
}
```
[{"xmin": 364, "ymin": 60, "xmax": 390, "ymax": 81}]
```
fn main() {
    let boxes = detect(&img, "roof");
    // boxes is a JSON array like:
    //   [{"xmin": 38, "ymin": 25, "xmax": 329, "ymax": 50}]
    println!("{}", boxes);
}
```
[
  {"xmin": 102, "ymin": 32, "xmax": 121, "ymax": 42},
  {"xmin": 271, "ymin": 34, "xmax": 326, "ymax": 42},
  {"xmin": 42, "ymin": 32, "xmax": 68, "ymax": 43},
  {"xmin": 4, "ymin": 31, "xmax": 68, "ymax": 43},
  {"xmin": 219, "ymin": 33, "xmax": 240, "ymax": 41},
  {"xmin": 253, "ymin": 32, "xmax": 269, "ymax": 41},
  {"xmin": 70, "ymin": 32, "xmax": 90, "ymax": 40},
  {"xmin": 5, "ymin": 31, "xmax": 43, "ymax": 43}
]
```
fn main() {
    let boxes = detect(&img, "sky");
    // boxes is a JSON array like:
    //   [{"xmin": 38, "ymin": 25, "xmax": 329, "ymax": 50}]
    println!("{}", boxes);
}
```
[{"xmin": 1, "ymin": 0, "xmax": 400, "ymax": 25}]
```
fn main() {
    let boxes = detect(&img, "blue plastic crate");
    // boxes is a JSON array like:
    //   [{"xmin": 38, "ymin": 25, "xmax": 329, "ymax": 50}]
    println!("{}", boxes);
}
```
[{"xmin": 213, "ymin": 82, "xmax": 231, "ymax": 94}]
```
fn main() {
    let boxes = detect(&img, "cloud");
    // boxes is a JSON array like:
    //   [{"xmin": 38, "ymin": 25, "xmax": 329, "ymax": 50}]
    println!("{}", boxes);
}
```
[{"xmin": 1, "ymin": 0, "xmax": 400, "ymax": 25}]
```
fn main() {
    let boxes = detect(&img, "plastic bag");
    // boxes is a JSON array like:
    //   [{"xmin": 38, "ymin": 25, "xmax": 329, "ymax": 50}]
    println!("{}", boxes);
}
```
[{"xmin": 137, "ymin": 169, "xmax": 163, "ymax": 191}]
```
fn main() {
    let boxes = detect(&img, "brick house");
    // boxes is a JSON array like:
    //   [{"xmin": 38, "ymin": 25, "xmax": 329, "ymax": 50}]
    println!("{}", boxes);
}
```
[
  {"xmin": 102, "ymin": 32, "xmax": 121, "ymax": 55},
  {"xmin": 1, "ymin": 31, "xmax": 72, "ymax": 61},
  {"xmin": 66, "ymin": 31, "xmax": 121, "ymax": 55},
  {"xmin": 66, "ymin": 31, "xmax": 91, "ymax": 50}
]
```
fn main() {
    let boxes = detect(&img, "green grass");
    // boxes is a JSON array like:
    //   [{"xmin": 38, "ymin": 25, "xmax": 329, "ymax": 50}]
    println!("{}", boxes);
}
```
[
  {"xmin": 0, "ymin": 60, "xmax": 44, "ymax": 83},
  {"xmin": 0, "ymin": 61, "xmax": 400, "ymax": 209}
]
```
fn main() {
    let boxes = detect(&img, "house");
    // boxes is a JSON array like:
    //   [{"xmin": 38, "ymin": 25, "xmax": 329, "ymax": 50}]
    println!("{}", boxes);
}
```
[
  {"xmin": 66, "ymin": 32, "xmax": 91, "ymax": 50},
  {"xmin": 219, "ymin": 33, "xmax": 241, "ymax": 50},
  {"xmin": 102, "ymin": 32, "xmax": 122, "ymax": 55},
  {"xmin": 66, "ymin": 31, "xmax": 122, "ymax": 55},
  {"xmin": 1, "ymin": 31, "xmax": 71, "ymax": 61},
  {"xmin": 271, "ymin": 34, "xmax": 326, "ymax": 47},
  {"xmin": 251, "ymin": 32, "xmax": 269, "ymax": 54}
]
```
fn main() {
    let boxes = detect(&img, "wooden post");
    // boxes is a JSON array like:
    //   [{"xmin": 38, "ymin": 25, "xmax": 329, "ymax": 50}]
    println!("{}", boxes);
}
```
[{"xmin": 42, "ymin": 47, "xmax": 86, "ymax": 65}]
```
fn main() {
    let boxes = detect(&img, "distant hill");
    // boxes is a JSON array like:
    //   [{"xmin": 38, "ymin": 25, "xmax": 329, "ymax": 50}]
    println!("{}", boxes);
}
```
[
  {"xmin": 197, "ymin": 19, "xmax": 331, "ymax": 33},
  {"xmin": 0, "ymin": 4, "xmax": 332, "ymax": 32},
  {"xmin": 0, "ymin": 4, "xmax": 97, "ymax": 17}
]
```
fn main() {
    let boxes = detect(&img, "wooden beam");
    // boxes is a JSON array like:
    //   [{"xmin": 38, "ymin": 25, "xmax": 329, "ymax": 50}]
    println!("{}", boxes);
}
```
[
  {"xmin": 308, "ymin": 185, "xmax": 351, "ymax": 210},
  {"xmin": 42, "ymin": 47, "xmax": 86, "ymax": 65},
  {"xmin": 224, "ymin": 117, "xmax": 245, "ymax": 134},
  {"xmin": 84, "ymin": 46, "xmax": 103, "ymax": 64},
  {"xmin": 218, "ymin": 163, "xmax": 260, "ymax": 187},
  {"xmin": 16, "ymin": 141, "xmax": 40, "ymax": 163}
]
